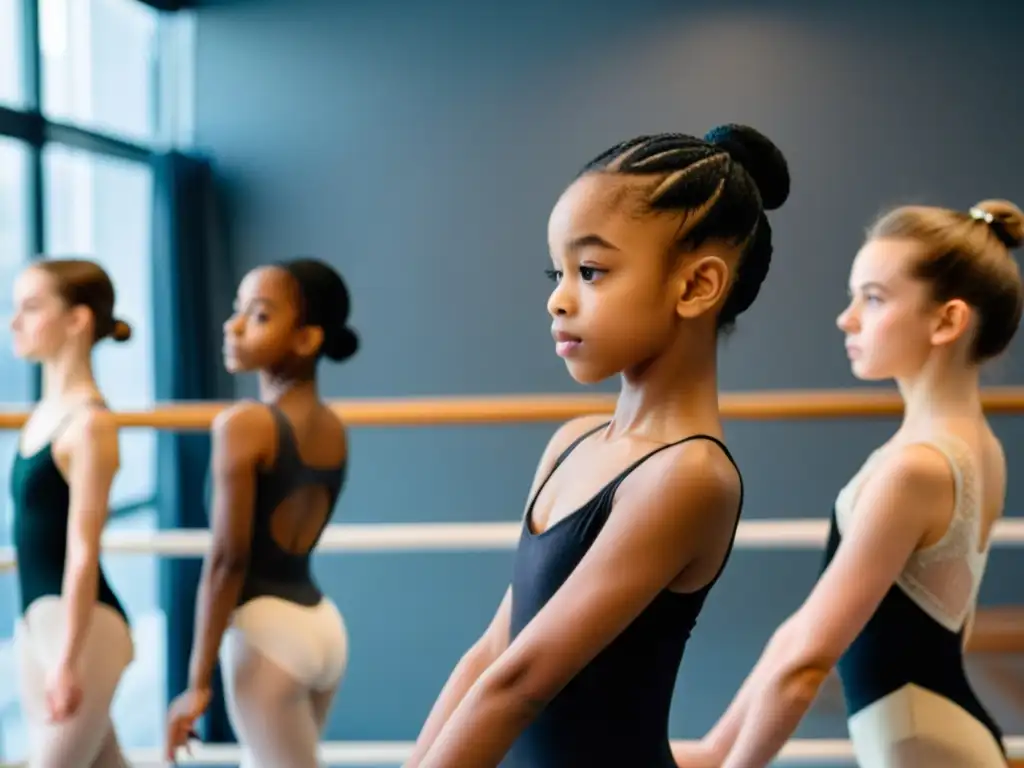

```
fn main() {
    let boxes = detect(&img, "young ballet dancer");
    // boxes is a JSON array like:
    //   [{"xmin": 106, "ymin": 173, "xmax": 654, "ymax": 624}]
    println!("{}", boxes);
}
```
[
  {"xmin": 10, "ymin": 258, "xmax": 134, "ymax": 768},
  {"xmin": 406, "ymin": 125, "xmax": 791, "ymax": 768},
  {"xmin": 675, "ymin": 199, "xmax": 1023, "ymax": 767},
  {"xmin": 164, "ymin": 258, "xmax": 359, "ymax": 767}
]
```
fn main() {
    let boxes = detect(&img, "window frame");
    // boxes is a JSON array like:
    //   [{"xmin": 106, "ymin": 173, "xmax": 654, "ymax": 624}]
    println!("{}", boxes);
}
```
[
  {"xmin": 0, "ymin": 0, "xmax": 183, "ymax": 758},
  {"xmin": 5, "ymin": 0, "xmax": 159, "ymax": 393},
  {"xmin": 1, "ymin": 0, "xmax": 162, "ymax": 512},
  {"xmin": 0, "ymin": 3, "xmax": 223, "ymax": 758}
]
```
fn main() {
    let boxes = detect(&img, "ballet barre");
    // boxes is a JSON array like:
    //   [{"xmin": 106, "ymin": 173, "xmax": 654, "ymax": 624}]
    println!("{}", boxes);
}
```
[
  {"xmin": 2, "ymin": 389, "xmax": 1024, "ymax": 766},
  {"xmin": 2, "ymin": 736, "xmax": 1024, "ymax": 767},
  {"xmin": 3, "ymin": 517, "xmax": 1024, "ymax": 570},
  {"xmin": 1, "ymin": 386, "xmax": 1024, "ymax": 430}
]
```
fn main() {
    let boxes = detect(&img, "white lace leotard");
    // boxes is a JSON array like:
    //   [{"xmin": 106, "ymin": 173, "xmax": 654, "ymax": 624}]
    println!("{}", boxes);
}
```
[{"xmin": 825, "ymin": 434, "xmax": 1006, "ymax": 767}]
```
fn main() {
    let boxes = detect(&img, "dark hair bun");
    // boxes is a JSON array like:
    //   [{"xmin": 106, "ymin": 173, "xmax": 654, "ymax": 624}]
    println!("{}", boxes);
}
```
[
  {"xmin": 277, "ymin": 257, "xmax": 359, "ymax": 365},
  {"xmin": 704, "ymin": 124, "xmax": 790, "ymax": 211},
  {"xmin": 972, "ymin": 199, "xmax": 1024, "ymax": 251},
  {"xmin": 111, "ymin": 318, "xmax": 132, "ymax": 343},
  {"xmin": 324, "ymin": 326, "xmax": 359, "ymax": 362}
]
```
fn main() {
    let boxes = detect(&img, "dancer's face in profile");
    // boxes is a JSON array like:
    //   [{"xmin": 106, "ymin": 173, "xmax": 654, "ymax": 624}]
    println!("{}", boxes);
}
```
[
  {"xmin": 837, "ymin": 237, "xmax": 970, "ymax": 380},
  {"xmin": 222, "ymin": 266, "xmax": 323, "ymax": 374},
  {"xmin": 545, "ymin": 172, "xmax": 731, "ymax": 384},
  {"xmin": 10, "ymin": 266, "xmax": 90, "ymax": 361}
]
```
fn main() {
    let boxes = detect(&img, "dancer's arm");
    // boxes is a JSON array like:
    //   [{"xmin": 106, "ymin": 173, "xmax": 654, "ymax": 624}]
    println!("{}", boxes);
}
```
[
  {"xmin": 416, "ymin": 439, "xmax": 741, "ymax": 768},
  {"xmin": 672, "ymin": 644, "xmax": 781, "ymax": 767},
  {"xmin": 187, "ymin": 403, "xmax": 265, "ymax": 692},
  {"xmin": 721, "ymin": 444, "xmax": 953, "ymax": 768},
  {"xmin": 59, "ymin": 409, "xmax": 120, "ymax": 674},
  {"xmin": 406, "ymin": 415, "xmax": 608, "ymax": 768},
  {"xmin": 406, "ymin": 589, "xmax": 513, "ymax": 767}
]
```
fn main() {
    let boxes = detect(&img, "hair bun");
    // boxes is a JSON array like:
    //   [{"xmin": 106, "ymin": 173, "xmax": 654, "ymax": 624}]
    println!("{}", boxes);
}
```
[
  {"xmin": 704, "ymin": 124, "xmax": 790, "ymax": 211},
  {"xmin": 324, "ymin": 326, "xmax": 359, "ymax": 362},
  {"xmin": 111, "ymin": 318, "xmax": 132, "ymax": 343},
  {"xmin": 971, "ymin": 199, "xmax": 1024, "ymax": 251}
]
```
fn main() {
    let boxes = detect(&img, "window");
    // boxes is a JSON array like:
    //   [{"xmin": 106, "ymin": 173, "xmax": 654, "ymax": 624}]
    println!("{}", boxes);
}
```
[
  {"xmin": 0, "ymin": 1, "xmax": 189, "ymax": 760},
  {"xmin": 0, "ymin": 137, "xmax": 33, "ymax": 761},
  {"xmin": 0, "ymin": 569, "xmax": 21, "ymax": 760},
  {"xmin": 0, "ymin": 0, "xmax": 25, "ymax": 108},
  {"xmin": 0, "ymin": 137, "xmax": 33, "ymax": 541},
  {"xmin": 40, "ymin": 0, "xmax": 161, "ymax": 142}
]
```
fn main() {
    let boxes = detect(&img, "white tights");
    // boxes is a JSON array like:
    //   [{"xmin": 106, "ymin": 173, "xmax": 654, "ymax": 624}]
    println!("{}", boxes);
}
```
[
  {"xmin": 220, "ymin": 596, "xmax": 347, "ymax": 768},
  {"xmin": 15, "ymin": 598, "xmax": 134, "ymax": 768}
]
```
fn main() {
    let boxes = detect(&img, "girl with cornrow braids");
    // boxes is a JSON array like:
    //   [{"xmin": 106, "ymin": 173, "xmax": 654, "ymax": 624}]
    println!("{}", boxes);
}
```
[{"xmin": 408, "ymin": 124, "xmax": 791, "ymax": 768}]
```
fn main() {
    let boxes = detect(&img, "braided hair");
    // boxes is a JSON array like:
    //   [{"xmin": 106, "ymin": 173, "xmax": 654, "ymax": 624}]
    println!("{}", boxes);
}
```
[{"xmin": 580, "ymin": 124, "xmax": 790, "ymax": 332}]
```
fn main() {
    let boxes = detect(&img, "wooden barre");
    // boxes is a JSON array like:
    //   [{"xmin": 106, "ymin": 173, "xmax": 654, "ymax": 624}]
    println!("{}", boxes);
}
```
[
  {"xmin": 967, "ymin": 607, "xmax": 1024, "ymax": 655},
  {"xmin": 1, "ymin": 387, "xmax": 1024, "ymax": 430}
]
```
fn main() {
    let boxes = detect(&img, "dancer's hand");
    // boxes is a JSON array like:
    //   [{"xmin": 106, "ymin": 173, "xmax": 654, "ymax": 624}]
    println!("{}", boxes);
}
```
[
  {"xmin": 45, "ymin": 660, "xmax": 83, "ymax": 722},
  {"xmin": 165, "ymin": 687, "xmax": 211, "ymax": 761}
]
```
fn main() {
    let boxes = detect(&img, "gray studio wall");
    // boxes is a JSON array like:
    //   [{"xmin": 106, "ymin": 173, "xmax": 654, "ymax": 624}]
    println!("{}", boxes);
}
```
[{"xmin": 191, "ymin": 0, "xmax": 1024, "ymax": 747}]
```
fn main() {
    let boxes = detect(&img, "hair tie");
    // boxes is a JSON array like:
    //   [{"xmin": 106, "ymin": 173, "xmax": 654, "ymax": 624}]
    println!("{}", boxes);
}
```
[{"xmin": 970, "ymin": 207, "xmax": 995, "ymax": 224}]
